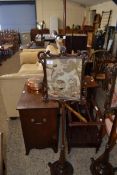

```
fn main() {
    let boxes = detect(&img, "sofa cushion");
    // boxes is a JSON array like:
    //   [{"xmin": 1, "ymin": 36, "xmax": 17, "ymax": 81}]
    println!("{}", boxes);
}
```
[
  {"xmin": 20, "ymin": 51, "xmax": 38, "ymax": 65},
  {"xmin": 19, "ymin": 62, "xmax": 43, "ymax": 74},
  {"xmin": 22, "ymin": 48, "xmax": 45, "ymax": 52}
]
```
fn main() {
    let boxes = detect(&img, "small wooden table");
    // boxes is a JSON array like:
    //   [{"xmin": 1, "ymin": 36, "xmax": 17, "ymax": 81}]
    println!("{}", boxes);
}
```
[{"xmin": 17, "ymin": 86, "xmax": 59, "ymax": 155}]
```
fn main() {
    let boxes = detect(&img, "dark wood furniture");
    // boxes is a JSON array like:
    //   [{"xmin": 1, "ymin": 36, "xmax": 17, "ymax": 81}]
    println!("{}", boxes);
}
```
[
  {"xmin": 39, "ymin": 52, "xmax": 104, "ymax": 174},
  {"xmin": 58, "ymin": 27, "xmax": 94, "ymax": 35},
  {"xmin": 30, "ymin": 28, "xmax": 50, "ymax": 41},
  {"xmin": 17, "ymin": 86, "xmax": 59, "ymax": 155},
  {"xmin": 65, "ymin": 34, "xmax": 88, "ymax": 53},
  {"xmin": 0, "ymin": 30, "xmax": 20, "ymax": 53},
  {"xmin": 40, "ymin": 53, "xmax": 79, "ymax": 175},
  {"xmin": 91, "ymin": 109, "xmax": 117, "ymax": 175},
  {"xmin": 90, "ymin": 65, "xmax": 117, "ymax": 175},
  {"xmin": 48, "ymin": 102, "xmax": 74, "ymax": 175},
  {"xmin": 66, "ymin": 75, "xmax": 102, "ymax": 152},
  {"xmin": 90, "ymin": 50, "xmax": 117, "ymax": 90}
]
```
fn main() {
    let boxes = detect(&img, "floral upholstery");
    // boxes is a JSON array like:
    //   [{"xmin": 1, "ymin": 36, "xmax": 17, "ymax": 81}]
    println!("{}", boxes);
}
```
[{"xmin": 46, "ymin": 56, "xmax": 82, "ymax": 101}]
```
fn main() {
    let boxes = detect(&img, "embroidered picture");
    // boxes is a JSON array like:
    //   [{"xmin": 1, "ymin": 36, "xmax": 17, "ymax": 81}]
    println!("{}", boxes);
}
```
[{"xmin": 46, "ymin": 57, "xmax": 82, "ymax": 100}]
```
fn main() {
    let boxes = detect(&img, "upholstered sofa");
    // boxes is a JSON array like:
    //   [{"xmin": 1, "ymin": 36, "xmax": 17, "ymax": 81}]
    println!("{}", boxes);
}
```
[{"xmin": 0, "ymin": 48, "xmax": 45, "ymax": 119}]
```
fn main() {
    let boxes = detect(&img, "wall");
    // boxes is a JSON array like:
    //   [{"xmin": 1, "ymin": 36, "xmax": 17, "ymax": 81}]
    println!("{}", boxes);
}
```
[
  {"xmin": 90, "ymin": 1, "xmax": 117, "ymax": 26},
  {"xmin": 35, "ymin": 0, "xmax": 86, "ymax": 29}
]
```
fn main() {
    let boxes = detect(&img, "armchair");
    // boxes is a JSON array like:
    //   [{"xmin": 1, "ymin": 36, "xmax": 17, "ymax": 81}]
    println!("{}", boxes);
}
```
[{"xmin": 90, "ymin": 49, "xmax": 117, "ymax": 90}]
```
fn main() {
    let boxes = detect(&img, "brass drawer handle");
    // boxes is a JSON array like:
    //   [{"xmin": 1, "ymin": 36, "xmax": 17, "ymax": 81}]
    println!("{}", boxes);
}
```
[
  {"xmin": 42, "ymin": 118, "xmax": 47, "ymax": 123},
  {"xmin": 30, "ymin": 118, "xmax": 47, "ymax": 124}
]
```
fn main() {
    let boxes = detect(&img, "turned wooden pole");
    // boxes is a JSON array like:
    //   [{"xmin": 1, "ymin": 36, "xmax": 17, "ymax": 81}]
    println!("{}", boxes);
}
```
[{"xmin": 63, "ymin": 0, "xmax": 66, "ymax": 35}]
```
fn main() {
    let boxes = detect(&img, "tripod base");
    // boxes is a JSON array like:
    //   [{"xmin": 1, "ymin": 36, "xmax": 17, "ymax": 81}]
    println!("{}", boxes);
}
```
[
  {"xmin": 90, "ymin": 158, "xmax": 114, "ymax": 175},
  {"xmin": 48, "ymin": 160, "xmax": 74, "ymax": 175}
]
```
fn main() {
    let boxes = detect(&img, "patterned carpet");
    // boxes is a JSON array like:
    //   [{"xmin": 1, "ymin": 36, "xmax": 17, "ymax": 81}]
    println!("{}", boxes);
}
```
[{"xmin": 0, "ymin": 52, "xmax": 117, "ymax": 175}]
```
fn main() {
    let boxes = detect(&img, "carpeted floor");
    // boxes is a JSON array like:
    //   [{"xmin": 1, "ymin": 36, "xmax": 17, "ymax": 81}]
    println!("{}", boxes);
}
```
[{"xmin": 0, "ymin": 52, "xmax": 117, "ymax": 175}]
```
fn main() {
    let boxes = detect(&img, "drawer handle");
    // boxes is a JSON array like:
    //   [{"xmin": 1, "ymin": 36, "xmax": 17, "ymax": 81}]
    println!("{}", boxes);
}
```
[
  {"xmin": 30, "ymin": 118, "xmax": 47, "ymax": 124},
  {"xmin": 42, "ymin": 118, "xmax": 47, "ymax": 123}
]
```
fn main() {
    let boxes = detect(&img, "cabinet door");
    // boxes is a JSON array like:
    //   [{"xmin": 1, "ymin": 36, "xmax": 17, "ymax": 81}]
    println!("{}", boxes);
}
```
[{"xmin": 19, "ymin": 108, "xmax": 59, "ymax": 154}]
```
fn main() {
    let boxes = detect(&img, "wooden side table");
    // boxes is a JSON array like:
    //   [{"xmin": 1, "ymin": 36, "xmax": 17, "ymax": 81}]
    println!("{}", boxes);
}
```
[{"xmin": 17, "ymin": 86, "xmax": 59, "ymax": 155}]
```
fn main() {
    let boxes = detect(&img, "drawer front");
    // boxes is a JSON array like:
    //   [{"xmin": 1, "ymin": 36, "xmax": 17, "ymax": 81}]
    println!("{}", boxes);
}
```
[{"xmin": 20, "ymin": 108, "xmax": 58, "ymax": 129}]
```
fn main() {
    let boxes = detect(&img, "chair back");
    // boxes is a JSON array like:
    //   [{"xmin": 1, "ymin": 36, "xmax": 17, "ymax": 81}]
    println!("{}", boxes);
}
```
[
  {"xmin": 91, "ymin": 50, "xmax": 113, "ymax": 77},
  {"xmin": 104, "ymin": 64, "xmax": 117, "ymax": 111}
]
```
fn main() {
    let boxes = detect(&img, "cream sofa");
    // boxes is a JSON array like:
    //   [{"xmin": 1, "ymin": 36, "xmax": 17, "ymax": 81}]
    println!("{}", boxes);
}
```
[{"xmin": 0, "ymin": 48, "xmax": 45, "ymax": 119}]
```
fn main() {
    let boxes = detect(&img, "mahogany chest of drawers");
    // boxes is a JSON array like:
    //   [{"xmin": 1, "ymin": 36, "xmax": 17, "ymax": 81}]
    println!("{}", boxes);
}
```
[{"xmin": 17, "ymin": 87, "xmax": 59, "ymax": 155}]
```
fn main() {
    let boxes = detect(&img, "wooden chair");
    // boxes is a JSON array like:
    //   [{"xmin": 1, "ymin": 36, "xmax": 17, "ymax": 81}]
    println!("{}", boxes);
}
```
[
  {"xmin": 90, "ymin": 49, "xmax": 117, "ymax": 90},
  {"xmin": 90, "ymin": 65, "xmax": 117, "ymax": 175},
  {"xmin": 104, "ymin": 64, "xmax": 117, "ymax": 144}
]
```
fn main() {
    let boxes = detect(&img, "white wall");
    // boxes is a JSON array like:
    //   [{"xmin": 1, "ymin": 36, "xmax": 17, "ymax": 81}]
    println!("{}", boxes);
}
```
[
  {"xmin": 35, "ymin": 0, "xmax": 86, "ymax": 29},
  {"xmin": 90, "ymin": 1, "xmax": 117, "ymax": 26}
]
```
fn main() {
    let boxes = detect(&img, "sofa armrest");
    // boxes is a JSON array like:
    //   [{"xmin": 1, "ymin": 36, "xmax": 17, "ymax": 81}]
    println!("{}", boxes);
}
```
[{"xmin": 20, "ymin": 48, "xmax": 46, "ymax": 65}]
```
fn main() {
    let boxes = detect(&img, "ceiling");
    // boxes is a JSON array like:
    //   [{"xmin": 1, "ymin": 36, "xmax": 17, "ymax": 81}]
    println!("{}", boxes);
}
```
[
  {"xmin": 0, "ymin": 0, "xmax": 112, "ymax": 6},
  {"xmin": 71, "ymin": 0, "xmax": 111, "ymax": 6}
]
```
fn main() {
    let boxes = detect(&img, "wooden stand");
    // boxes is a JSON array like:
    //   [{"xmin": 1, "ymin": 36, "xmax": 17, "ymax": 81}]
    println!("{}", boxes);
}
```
[
  {"xmin": 48, "ymin": 102, "xmax": 73, "ymax": 175},
  {"xmin": 90, "ymin": 109, "xmax": 117, "ymax": 175}
]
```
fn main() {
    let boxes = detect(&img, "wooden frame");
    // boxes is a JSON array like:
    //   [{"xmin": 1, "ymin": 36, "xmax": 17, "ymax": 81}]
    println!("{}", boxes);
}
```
[{"xmin": 41, "ymin": 54, "xmax": 83, "ymax": 102}]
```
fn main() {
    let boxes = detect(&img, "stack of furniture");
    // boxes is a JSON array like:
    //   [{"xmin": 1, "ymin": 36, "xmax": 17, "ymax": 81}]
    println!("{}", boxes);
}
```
[
  {"xmin": 0, "ymin": 30, "xmax": 20, "ymax": 52},
  {"xmin": 0, "ymin": 30, "xmax": 20, "ymax": 63}
]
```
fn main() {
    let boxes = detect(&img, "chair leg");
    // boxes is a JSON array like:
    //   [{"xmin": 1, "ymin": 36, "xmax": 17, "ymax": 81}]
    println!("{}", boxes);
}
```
[
  {"xmin": 101, "ymin": 125, "xmax": 107, "ymax": 138},
  {"xmin": 96, "ymin": 125, "xmax": 106, "ymax": 153}
]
